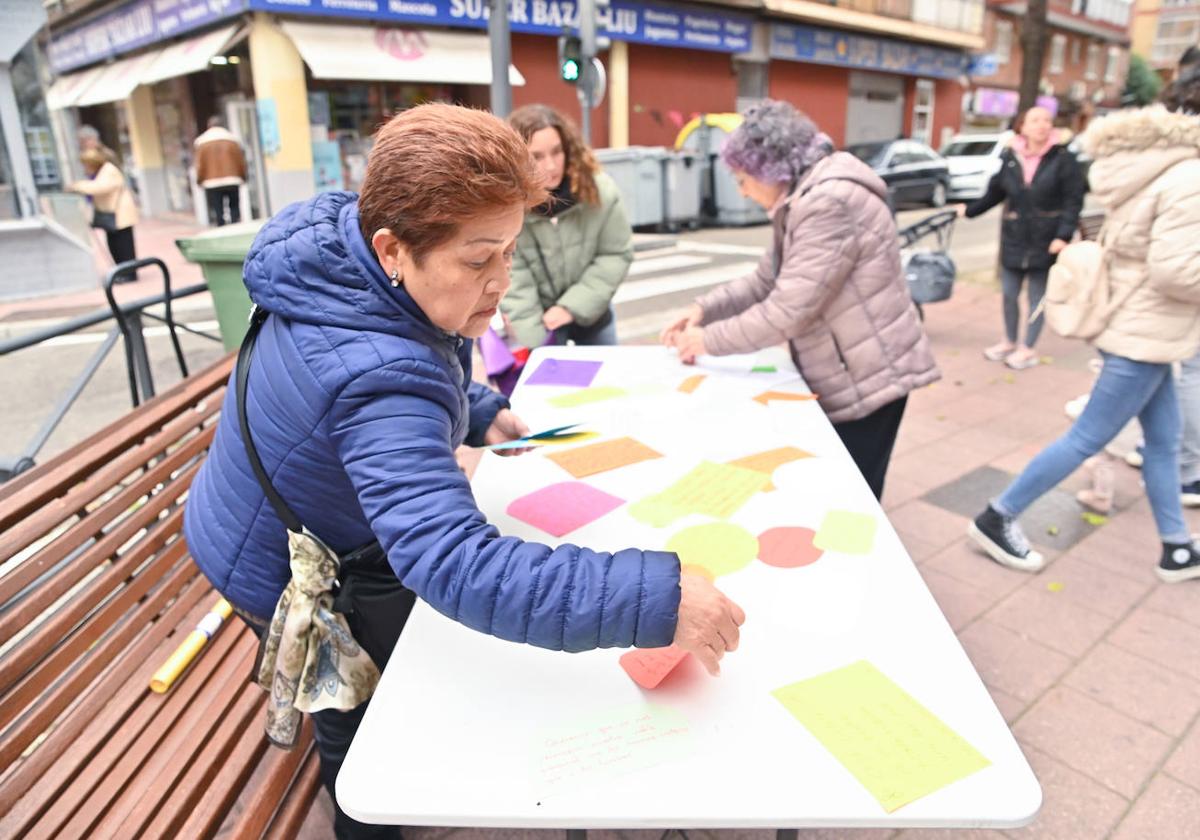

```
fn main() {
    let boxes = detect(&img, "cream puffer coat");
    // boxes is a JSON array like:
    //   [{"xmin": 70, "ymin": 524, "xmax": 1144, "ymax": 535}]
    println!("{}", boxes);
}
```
[
  {"xmin": 72, "ymin": 162, "xmax": 139, "ymax": 231},
  {"xmin": 696, "ymin": 152, "xmax": 940, "ymax": 423},
  {"xmin": 1084, "ymin": 105, "xmax": 1200, "ymax": 363}
]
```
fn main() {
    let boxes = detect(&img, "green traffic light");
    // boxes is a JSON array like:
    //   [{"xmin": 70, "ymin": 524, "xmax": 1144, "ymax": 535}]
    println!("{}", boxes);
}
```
[{"xmin": 561, "ymin": 59, "xmax": 580, "ymax": 82}]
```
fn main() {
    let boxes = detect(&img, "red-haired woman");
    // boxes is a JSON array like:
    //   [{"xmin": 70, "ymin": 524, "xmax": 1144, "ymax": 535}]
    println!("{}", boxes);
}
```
[
  {"xmin": 183, "ymin": 104, "xmax": 743, "ymax": 840},
  {"xmin": 501, "ymin": 104, "xmax": 633, "ymax": 347}
]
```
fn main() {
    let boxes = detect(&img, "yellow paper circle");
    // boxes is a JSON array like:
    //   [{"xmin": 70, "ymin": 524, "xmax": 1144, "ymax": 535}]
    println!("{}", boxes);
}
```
[{"xmin": 667, "ymin": 523, "xmax": 759, "ymax": 579}]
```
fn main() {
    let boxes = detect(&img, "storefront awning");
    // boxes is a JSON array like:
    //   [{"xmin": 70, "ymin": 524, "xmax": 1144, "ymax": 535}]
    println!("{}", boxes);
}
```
[
  {"xmin": 74, "ymin": 51, "xmax": 165, "ymax": 108},
  {"xmin": 44, "ymin": 64, "xmax": 108, "ymax": 110},
  {"xmin": 142, "ymin": 25, "xmax": 242, "ymax": 86},
  {"xmin": 281, "ymin": 22, "xmax": 526, "ymax": 87}
]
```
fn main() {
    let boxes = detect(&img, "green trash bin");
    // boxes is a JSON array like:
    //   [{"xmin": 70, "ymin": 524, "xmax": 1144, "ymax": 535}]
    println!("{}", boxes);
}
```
[{"xmin": 176, "ymin": 220, "xmax": 266, "ymax": 350}]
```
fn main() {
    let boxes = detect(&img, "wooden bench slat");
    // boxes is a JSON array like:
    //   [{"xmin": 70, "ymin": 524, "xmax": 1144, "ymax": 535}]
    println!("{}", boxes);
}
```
[
  {"xmin": 0, "ymin": 393, "xmax": 222, "ymax": 564},
  {"xmin": 263, "ymin": 747, "xmax": 324, "ymax": 840},
  {"xmin": 25, "ymin": 622, "xmax": 253, "ymax": 839},
  {"xmin": 0, "ymin": 509, "xmax": 186, "ymax": 698},
  {"xmin": 0, "ymin": 356, "xmax": 232, "ymax": 526},
  {"xmin": 86, "ymin": 632, "xmax": 260, "ymax": 840},
  {"xmin": 227, "ymin": 718, "xmax": 316, "ymax": 840},
  {"xmin": 0, "ymin": 458, "xmax": 200, "ymax": 649},
  {"xmin": 0, "ymin": 576, "xmax": 212, "ymax": 829},
  {"xmin": 143, "ymin": 686, "xmax": 270, "ymax": 839}
]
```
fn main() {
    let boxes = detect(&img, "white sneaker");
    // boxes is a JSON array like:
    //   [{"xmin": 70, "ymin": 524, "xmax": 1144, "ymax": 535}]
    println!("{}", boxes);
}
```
[{"xmin": 1064, "ymin": 394, "xmax": 1089, "ymax": 420}]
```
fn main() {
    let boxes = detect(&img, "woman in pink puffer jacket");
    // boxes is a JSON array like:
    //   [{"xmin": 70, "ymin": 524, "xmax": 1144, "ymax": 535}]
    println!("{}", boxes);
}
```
[{"xmin": 661, "ymin": 100, "xmax": 940, "ymax": 498}]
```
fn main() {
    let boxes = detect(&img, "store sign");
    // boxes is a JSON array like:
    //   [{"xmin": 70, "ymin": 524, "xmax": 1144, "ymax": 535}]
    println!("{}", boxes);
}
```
[
  {"xmin": 769, "ymin": 22, "xmax": 968, "ymax": 80},
  {"xmin": 973, "ymin": 88, "xmax": 1060, "ymax": 118},
  {"xmin": 245, "ymin": 0, "xmax": 753, "ymax": 53},
  {"xmin": 47, "ymin": 0, "xmax": 247, "ymax": 73}
]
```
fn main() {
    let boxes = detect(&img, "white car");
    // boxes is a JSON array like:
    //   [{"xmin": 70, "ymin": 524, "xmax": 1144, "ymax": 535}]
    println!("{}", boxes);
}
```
[{"xmin": 941, "ymin": 132, "xmax": 1011, "ymax": 201}]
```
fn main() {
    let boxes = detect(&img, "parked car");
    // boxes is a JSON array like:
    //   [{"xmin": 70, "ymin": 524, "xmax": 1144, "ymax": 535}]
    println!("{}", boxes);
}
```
[
  {"xmin": 940, "ymin": 131, "xmax": 1011, "ymax": 201},
  {"xmin": 846, "ymin": 139, "xmax": 951, "ymax": 208}
]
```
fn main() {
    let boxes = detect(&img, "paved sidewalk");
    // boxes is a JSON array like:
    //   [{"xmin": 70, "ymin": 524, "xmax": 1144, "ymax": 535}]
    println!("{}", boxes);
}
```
[{"xmin": 294, "ymin": 277, "xmax": 1200, "ymax": 839}]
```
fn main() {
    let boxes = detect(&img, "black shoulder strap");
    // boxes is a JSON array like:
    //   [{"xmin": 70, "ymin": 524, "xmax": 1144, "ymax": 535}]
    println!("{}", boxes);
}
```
[{"xmin": 236, "ymin": 307, "xmax": 304, "ymax": 533}]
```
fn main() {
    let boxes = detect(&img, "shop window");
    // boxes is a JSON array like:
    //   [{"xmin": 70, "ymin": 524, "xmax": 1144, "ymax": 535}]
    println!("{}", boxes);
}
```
[{"xmin": 911, "ymin": 79, "xmax": 935, "ymax": 146}]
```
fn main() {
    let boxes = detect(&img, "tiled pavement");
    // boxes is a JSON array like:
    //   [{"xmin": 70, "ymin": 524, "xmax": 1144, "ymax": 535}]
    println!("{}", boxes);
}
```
[{"xmin": 291, "ymin": 278, "xmax": 1200, "ymax": 838}]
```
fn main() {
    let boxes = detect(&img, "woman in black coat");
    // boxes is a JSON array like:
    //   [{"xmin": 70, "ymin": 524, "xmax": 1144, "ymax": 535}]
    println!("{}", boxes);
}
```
[{"xmin": 961, "ymin": 106, "xmax": 1085, "ymax": 370}]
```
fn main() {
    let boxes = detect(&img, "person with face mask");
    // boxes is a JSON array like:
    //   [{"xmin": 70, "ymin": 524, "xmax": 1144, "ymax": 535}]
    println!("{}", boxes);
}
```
[
  {"xmin": 501, "ymin": 104, "xmax": 634, "ymax": 348},
  {"xmin": 959, "ymin": 106, "xmax": 1085, "ymax": 370}
]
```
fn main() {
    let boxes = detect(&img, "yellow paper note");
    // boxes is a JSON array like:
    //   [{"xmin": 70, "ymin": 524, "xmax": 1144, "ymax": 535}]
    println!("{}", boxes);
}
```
[
  {"xmin": 667, "ymin": 522, "xmax": 759, "ymax": 578},
  {"xmin": 546, "ymin": 436, "xmax": 663, "ymax": 478},
  {"xmin": 728, "ymin": 446, "xmax": 813, "ymax": 491},
  {"xmin": 771, "ymin": 661, "xmax": 991, "ymax": 813},
  {"xmin": 813, "ymin": 510, "xmax": 877, "ymax": 555},
  {"xmin": 630, "ymin": 461, "xmax": 769, "ymax": 527},
  {"xmin": 547, "ymin": 386, "xmax": 627, "ymax": 408}
]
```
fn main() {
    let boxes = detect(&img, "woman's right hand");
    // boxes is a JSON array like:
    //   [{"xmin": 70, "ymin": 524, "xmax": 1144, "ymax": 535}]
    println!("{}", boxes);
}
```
[
  {"xmin": 659, "ymin": 303, "xmax": 704, "ymax": 346},
  {"xmin": 672, "ymin": 572, "xmax": 746, "ymax": 676}
]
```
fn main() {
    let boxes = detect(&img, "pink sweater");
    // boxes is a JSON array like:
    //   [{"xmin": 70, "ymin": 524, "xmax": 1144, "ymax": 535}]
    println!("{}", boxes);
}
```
[{"xmin": 1011, "ymin": 130, "xmax": 1061, "ymax": 184}]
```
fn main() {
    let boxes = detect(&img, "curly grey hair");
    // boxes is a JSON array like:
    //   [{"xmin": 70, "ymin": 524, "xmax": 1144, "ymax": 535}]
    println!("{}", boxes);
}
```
[{"xmin": 720, "ymin": 99, "xmax": 834, "ymax": 185}]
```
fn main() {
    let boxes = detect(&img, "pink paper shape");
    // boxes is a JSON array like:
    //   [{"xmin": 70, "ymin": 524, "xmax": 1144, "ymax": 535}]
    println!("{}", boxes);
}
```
[
  {"xmin": 506, "ymin": 482, "xmax": 625, "ymax": 538},
  {"xmin": 620, "ymin": 646, "xmax": 690, "ymax": 689}
]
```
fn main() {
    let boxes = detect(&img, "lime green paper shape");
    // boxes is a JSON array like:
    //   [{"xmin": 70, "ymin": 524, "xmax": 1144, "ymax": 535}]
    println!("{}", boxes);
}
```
[
  {"xmin": 547, "ymin": 386, "xmax": 627, "ymax": 408},
  {"xmin": 813, "ymin": 510, "xmax": 878, "ymax": 555},
  {"xmin": 630, "ymin": 461, "xmax": 770, "ymax": 527},
  {"xmin": 771, "ymin": 660, "xmax": 991, "ymax": 813}
]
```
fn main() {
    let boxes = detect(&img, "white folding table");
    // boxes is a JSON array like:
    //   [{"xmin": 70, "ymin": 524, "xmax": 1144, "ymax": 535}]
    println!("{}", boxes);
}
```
[{"xmin": 338, "ymin": 346, "xmax": 1041, "ymax": 833}]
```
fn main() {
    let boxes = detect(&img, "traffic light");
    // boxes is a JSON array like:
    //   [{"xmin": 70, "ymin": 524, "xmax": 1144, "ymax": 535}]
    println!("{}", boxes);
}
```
[{"xmin": 558, "ymin": 34, "xmax": 582, "ymax": 84}]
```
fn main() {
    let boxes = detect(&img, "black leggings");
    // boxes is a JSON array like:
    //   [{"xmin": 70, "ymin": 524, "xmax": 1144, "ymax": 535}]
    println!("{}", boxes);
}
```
[
  {"xmin": 833, "ymin": 396, "xmax": 908, "ymax": 500},
  {"xmin": 105, "ymin": 226, "xmax": 136, "ymax": 265}
]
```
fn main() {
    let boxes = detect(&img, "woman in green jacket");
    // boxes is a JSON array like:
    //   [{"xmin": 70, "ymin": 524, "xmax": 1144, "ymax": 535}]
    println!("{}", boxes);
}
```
[{"xmin": 503, "ymin": 104, "xmax": 633, "ymax": 347}]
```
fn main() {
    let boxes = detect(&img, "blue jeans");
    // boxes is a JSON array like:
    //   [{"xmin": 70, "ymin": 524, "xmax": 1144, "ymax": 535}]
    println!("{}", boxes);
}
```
[
  {"xmin": 1000, "ymin": 266, "xmax": 1048, "ymax": 348},
  {"xmin": 1179, "ymin": 350, "xmax": 1200, "ymax": 484},
  {"xmin": 995, "ymin": 351, "xmax": 1188, "ymax": 543}
]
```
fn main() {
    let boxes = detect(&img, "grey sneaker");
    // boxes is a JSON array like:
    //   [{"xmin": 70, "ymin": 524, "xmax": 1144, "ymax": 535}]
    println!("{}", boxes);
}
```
[{"xmin": 969, "ymin": 505, "xmax": 1045, "ymax": 572}]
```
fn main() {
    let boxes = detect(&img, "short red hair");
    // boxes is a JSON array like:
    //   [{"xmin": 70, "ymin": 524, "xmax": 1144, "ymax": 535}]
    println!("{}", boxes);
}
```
[{"xmin": 358, "ymin": 103, "xmax": 545, "ymax": 264}]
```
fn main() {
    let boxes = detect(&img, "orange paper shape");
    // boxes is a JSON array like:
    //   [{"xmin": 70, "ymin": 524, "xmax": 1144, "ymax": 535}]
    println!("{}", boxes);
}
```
[
  {"xmin": 677, "ymin": 374, "xmax": 706, "ymax": 394},
  {"xmin": 546, "ymin": 436, "xmax": 663, "ymax": 479},
  {"xmin": 753, "ymin": 390, "xmax": 818, "ymax": 406},
  {"xmin": 728, "ymin": 446, "xmax": 812, "ymax": 491},
  {"xmin": 619, "ymin": 646, "xmax": 689, "ymax": 689},
  {"xmin": 757, "ymin": 526, "xmax": 824, "ymax": 568}
]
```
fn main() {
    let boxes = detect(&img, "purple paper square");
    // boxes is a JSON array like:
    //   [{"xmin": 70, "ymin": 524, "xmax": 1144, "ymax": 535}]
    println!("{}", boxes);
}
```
[{"xmin": 524, "ymin": 358, "xmax": 603, "ymax": 388}]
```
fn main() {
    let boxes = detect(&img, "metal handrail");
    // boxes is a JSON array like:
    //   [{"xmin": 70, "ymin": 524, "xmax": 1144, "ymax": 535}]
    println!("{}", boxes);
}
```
[{"xmin": 0, "ymin": 259, "xmax": 222, "ymax": 482}]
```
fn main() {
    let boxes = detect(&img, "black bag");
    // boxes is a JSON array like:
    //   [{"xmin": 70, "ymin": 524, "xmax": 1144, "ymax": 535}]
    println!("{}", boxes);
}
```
[
  {"xmin": 91, "ymin": 210, "xmax": 118, "ymax": 232},
  {"xmin": 904, "ymin": 251, "xmax": 956, "ymax": 304}
]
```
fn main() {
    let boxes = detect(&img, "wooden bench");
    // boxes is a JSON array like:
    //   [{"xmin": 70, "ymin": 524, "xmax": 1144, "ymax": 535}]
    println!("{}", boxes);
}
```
[{"xmin": 0, "ymin": 353, "xmax": 321, "ymax": 839}]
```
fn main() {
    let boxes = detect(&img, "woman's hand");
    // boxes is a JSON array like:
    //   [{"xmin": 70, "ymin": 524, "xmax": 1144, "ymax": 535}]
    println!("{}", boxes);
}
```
[
  {"xmin": 668, "ymin": 326, "xmax": 707, "ymax": 365},
  {"xmin": 659, "ymin": 303, "xmax": 704, "ymax": 346},
  {"xmin": 672, "ymin": 573, "xmax": 746, "ymax": 676},
  {"xmin": 1048, "ymin": 238, "xmax": 1068, "ymax": 255},
  {"xmin": 542, "ymin": 305, "xmax": 574, "ymax": 331},
  {"xmin": 956, "ymin": 203, "xmax": 968, "ymax": 218},
  {"xmin": 482, "ymin": 409, "xmax": 531, "ymax": 456}
]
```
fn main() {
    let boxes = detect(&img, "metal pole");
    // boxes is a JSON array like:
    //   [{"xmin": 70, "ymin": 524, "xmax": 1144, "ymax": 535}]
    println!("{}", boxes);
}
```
[
  {"xmin": 488, "ymin": 0, "xmax": 512, "ymax": 117},
  {"xmin": 577, "ymin": 0, "xmax": 596, "ymax": 142},
  {"xmin": 0, "ymin": 63, "xmax": 38, "ymax": 217}
]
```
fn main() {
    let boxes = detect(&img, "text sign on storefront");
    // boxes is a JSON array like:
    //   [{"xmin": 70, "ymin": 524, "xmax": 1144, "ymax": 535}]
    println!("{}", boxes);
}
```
[
  {"xmin": 245, "ymin": 0, "xmax": 753, "ymax": 53},
  {"xmin": 769, "ymin": 22, "xmax": 968, "ymax": 80},
  {"xmin": 48, "ymin": 0, "xmax": 246, "ymax": 73}
]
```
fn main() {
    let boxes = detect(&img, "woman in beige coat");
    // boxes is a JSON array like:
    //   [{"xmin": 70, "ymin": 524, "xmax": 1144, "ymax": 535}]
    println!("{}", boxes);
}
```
[
  {"xmin": 69, "ymin": 147, "xmax": 139, "ymax": 272},
  {"xmin": 969, "ymin": 99, "xmax": 1200, "ymax": 584},
  {"xmin": 660, "ymin": 100, "xmax": 940, "ymax": 499}
]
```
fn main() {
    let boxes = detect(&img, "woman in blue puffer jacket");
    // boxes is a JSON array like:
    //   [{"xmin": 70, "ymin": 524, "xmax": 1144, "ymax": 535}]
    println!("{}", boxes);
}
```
[{"xmin": 183, "ymin": 104, "xmax": 744, "ymax": 840}]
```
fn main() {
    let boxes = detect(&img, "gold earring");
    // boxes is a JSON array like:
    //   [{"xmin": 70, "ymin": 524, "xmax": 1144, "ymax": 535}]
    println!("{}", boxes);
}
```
[{"xmin": 389, "ymin": 268, "xmax": 400, "ymax": 287}]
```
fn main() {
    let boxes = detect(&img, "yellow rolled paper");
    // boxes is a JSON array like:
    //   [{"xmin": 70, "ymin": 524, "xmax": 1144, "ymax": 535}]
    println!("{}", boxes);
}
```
[{"xmin": 149, "ymin": 598, "xmax": 233, "ymax": 693}]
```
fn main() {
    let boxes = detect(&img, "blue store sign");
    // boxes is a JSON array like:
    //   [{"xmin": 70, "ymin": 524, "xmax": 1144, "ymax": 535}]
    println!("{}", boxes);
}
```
[
  {"xmin": 770, "ymin": 22, "xmax": 967, "ymax": 80},
  {"xmin": 49, "ymin": 0, "xmax": 751, "ymax": 74}
]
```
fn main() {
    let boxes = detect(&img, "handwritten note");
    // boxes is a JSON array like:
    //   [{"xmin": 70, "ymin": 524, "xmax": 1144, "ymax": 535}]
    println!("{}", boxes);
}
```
[
  {"xmin": 630, "ymin": 461, "xmax": 769, "ymax": 527},
  {"xmin": 548, "ymin": 386, "xmax": 627, "ymax": 409},
  {"xmin": 667, "ymin": 522, "xmax": 759, "ymax": 579},
  {"xmin": 677, "ymin": 374, "xmax": 706, "ymax": 394},
  {"xmin": 729, "ymin": 446, "xmax": 813, "ymax": 491},
  {"xmin": 619, "ymin": 646, "xmax": 690, "ymax": 689},
  {"xmin": 525, "ymin": 358, "xmax": 602, "ymax": 387},
  {"xmin": 771, "ymin": 661, "xmax": 991, "ymax": 813},
  {"xmin": 507, "ymin": 482, "xmax": 624, "ymax": 537},
  {"xmin": 813, "ymin": 510, "xmax": 878, "ymax": 555},
  {"xmin": 546, "ymin": 436, "xmax": 663, "ymax": 479},
  {"xmin": 533, "ymin": 704, "xmax": 693, "ymax": 793}
]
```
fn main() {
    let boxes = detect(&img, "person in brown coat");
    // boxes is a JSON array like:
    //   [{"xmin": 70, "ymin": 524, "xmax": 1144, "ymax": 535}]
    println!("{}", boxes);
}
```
[
  {"xmin": 194, "ymin": 116, "xmax": 247, "ymax": 226},
  {"xmin": 661, "ymin": 99, "xmax": 940, "ymax": 499}
]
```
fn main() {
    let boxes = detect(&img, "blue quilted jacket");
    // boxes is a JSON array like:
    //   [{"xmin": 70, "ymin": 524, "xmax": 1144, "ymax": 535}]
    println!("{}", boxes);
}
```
[{"xmin": 183, "ymin": 192, "xmax": 680, "ymax": 652}]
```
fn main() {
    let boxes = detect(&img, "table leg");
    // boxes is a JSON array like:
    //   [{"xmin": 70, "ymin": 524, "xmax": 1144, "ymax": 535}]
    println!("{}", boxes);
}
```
[
  {"xmin": 565, "ymin": 831, "xmax": 587, "ymax": 840},
  {"xmin": 776, "ymin": 831, "xmax": 799, "ymax": 840}
]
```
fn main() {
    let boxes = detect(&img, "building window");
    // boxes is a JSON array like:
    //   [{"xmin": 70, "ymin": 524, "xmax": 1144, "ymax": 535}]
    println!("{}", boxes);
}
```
[
  {"xmin": 912, "ymin": 79, "xmax": 935, "ymax": 146},
  {"xmin": 1087, "ymin": 43, "xmax": 1102, "ymax": 79},
  {"xmin": 1104, "ymin": 47, "xmax": 1121, "ymax": 83},
  {"xmin": 1070, "ymin": 37, "xmax": 1081, "ymax": 66},
  {"xmin": 994, "ymin": 19, "xmax": 1013, "ymax": 64},
  {"xmin": 1049, "ymin": 35, "xmax": 1067, "ymax": 74},
  {"xmin": 1151, "ymin": 14, "xmax": 1200, "ymax": 68}
]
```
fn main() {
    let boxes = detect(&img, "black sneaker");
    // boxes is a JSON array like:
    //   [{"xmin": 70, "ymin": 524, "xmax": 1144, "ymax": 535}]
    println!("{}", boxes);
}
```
[
  {"xmin": 1158, "ymin": 542, "xmax": 1200, "ymax": 583},
  {"xmin": 1182, "ymin": 481, "xmax": 1200, "ymax": 508},
  {"xmin": 968, "ymin": 505, "xmax": 1045, "ymax": 572}
]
